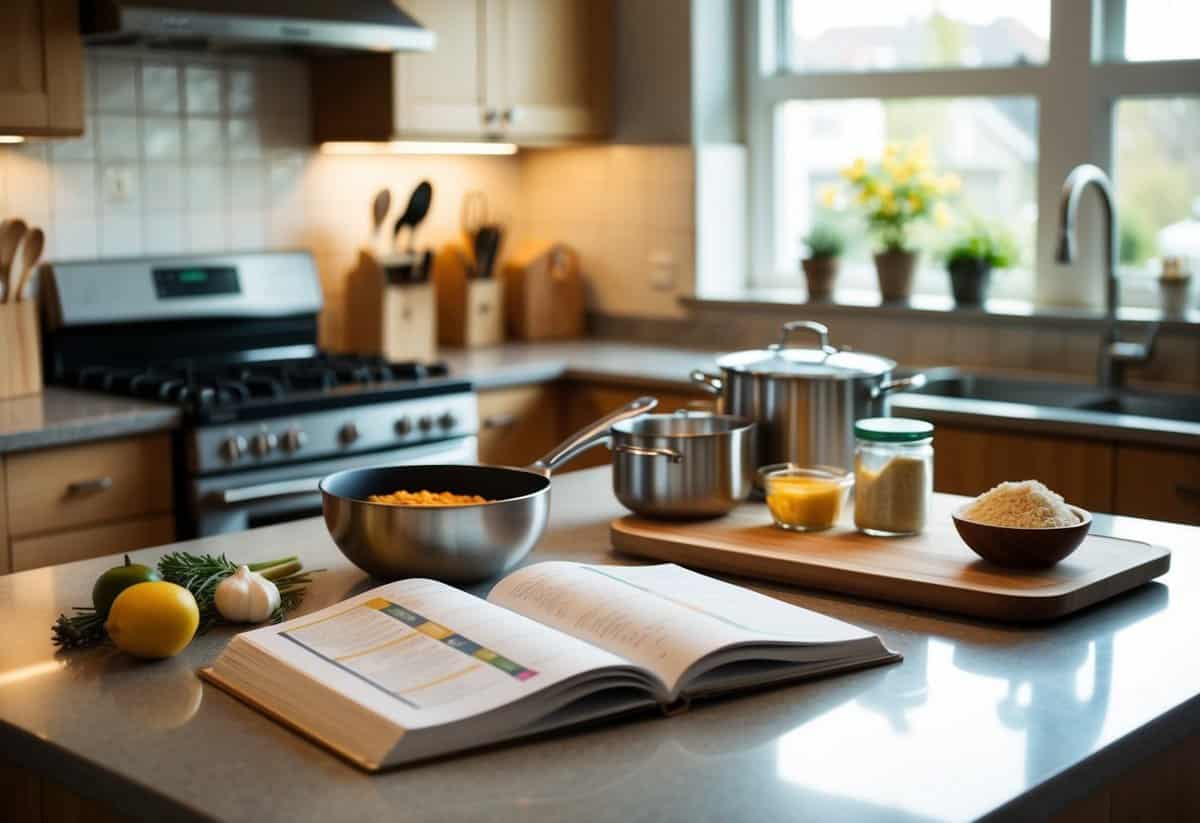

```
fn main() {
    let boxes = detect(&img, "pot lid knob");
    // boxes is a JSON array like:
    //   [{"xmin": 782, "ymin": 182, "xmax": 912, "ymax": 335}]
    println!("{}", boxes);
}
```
[{"xmin": 771, "ymin": 320, "xmax": 837, "ymax": 358}]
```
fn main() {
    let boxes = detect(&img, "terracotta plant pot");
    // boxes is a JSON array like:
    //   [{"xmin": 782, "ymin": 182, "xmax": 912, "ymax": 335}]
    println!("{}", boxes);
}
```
[
  {"xmin": 801, "ymin": 256, "xmax": 839, "ymax": 301},
  {"xmin": 873, "ymin": 249, "xmax": 917, "ymax": 302},
  {"xmin": 947, "ymin": 259, "xmax": 993, "ymax": 306}
]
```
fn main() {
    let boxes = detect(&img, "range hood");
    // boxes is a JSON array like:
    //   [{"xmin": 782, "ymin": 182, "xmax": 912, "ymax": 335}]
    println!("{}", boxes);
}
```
[{"xmin": 82, "ymin": 0, "xmax": 435, "ymax": 53}]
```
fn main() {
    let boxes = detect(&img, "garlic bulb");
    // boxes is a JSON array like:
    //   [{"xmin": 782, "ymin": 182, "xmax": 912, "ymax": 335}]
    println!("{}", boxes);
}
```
[{"xmin": 214, "ymin": 565, "xmax": 281, "ymax": 624}]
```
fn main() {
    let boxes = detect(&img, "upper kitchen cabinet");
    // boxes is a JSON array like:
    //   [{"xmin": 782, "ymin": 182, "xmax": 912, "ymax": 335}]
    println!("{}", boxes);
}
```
[
  {"xmin": 312, "ymin": 0, "xmax": 613, "ymax": 144},
  {"xmin": 0, "ymin": 0, "xmax": 84, "ymax": 137}
]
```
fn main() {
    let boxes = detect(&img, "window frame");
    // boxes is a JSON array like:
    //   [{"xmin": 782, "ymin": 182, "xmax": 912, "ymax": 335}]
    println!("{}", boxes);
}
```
[{"xmin": 745, "ymin": 0, "xmax": 1200, "ymax": 307}]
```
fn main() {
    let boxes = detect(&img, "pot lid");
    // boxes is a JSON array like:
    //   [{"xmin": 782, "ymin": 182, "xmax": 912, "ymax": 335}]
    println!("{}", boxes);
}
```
[{"xmin": 714, "ymin": 321, "xmax": 895, "ymax": 379}]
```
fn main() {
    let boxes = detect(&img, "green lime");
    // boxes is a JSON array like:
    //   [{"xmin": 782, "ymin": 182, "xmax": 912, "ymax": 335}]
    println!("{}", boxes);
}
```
[{"xmin": 92, "ymin": 555, "xmax": 161, "ymax": 617}]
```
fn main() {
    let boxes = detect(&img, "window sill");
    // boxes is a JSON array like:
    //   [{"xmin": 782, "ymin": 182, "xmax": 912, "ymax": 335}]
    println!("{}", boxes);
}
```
[{"xmin": 682, "ymin": 288, "xmax": 1200, "ymax": 336}]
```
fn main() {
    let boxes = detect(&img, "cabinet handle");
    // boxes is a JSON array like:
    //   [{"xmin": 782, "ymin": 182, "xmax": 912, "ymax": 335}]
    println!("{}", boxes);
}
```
[
  {"xmin": 1176, "ymin": 484, "xmax": 1200, "ymax": 502},
  {"xmin": 483, "ymin": 109, "xmax": 499, "ymax": 125},
  {"xmin": 66, "ymin": 477, "xmax": 114, "ymax": 496},
  {"xmin": 502, "ymin": 106, "xmax": 520, "ymax": 124},
  {"xmin": 482, "ymin": 413, "xmax": 517, "ymax": 430}
]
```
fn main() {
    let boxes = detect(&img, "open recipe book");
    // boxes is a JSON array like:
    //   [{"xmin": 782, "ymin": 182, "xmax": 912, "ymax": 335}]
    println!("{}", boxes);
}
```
[{"xmin": 202, "ymin": 561, "xmax": 900, "ymax": 770}]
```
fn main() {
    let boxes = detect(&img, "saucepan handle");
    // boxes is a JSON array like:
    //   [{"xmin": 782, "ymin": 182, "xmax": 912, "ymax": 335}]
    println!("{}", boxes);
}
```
[
  {"xmin": 529, "ymin": 396, "xmax": 658, "ymax": 476},
  {"xmin": 871, "ymin": 372, "xmax": 928, "ymax": 400},
  {"xmin": 690, "ymin": 369, "xmax": 723, "ymax": 395},
  {"xmin": 613, "ymin": 444, "xmax": 684, "ymax": 463}
]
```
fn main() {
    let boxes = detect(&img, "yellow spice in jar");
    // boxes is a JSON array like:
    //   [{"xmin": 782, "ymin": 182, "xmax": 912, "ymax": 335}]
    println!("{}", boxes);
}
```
[{"xmin": 766, "ymin": 475, "xmax": 850, "ymax": 531}]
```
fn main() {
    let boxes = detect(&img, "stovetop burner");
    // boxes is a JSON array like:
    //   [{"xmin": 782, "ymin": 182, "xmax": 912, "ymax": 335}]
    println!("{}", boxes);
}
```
[{"xmin": 65, "ymin": 354, "xmax": 454, "ymax": 420}]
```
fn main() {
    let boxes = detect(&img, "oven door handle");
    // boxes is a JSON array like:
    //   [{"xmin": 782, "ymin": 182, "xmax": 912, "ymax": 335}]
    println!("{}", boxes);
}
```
[{"xmin": 210, "ymin": 477, "xmax": 325, "ymax": 506}]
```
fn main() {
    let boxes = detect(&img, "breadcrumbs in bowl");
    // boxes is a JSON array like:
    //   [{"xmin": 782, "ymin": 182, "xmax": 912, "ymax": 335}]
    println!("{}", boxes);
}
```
[
  {"xmin": 367, "ymin": 490, "xmax": 491, "ymax": 506},
  {"xmin": 952, "ymin": 480, "xmax": 1091, "ymax": 569},
  {"xmin": 959, "ymin": 480, "xmax": 1079, "ymax": 528}
]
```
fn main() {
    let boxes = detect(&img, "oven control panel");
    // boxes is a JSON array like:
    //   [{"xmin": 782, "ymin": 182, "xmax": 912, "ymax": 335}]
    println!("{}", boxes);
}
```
[{"xmin": 190, "ymin": 392, "xmax": 480, "ymax": 474}]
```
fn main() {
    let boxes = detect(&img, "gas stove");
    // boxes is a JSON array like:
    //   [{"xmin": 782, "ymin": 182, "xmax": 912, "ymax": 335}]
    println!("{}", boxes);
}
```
[{"xmin": 42, "ymin": 250, "xmax": 479, "ymax": 537}]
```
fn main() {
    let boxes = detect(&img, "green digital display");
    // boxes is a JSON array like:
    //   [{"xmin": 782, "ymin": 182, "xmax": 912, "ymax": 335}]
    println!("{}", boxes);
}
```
[
  {"xmin": 178, "ymin": 269, "xmax": 208, "ymax": 283},
  {"xmin": 153, "ymin": 266, "xmax": 240, "ymax": 298}
]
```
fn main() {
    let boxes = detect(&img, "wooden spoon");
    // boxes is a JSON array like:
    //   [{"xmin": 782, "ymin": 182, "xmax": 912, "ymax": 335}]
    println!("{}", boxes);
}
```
[
  {"xmin": 11, "ymin": 226, "xmax": 44, "ymax": 303},
  {"xmin": 0, "ymin": 219, "xmax": 28, "ymax": 303}
]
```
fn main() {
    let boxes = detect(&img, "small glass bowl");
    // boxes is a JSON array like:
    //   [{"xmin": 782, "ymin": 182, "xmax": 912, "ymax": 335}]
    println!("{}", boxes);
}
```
[{"xmin": 764, "ymin": 466, "xmax": 854, "ymax": 532}]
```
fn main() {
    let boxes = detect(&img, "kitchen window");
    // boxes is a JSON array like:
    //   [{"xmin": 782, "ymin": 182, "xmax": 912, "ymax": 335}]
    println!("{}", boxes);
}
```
[{"xmin": 746, "ymin": 0, "xmax": 1200, "ymax": 308}]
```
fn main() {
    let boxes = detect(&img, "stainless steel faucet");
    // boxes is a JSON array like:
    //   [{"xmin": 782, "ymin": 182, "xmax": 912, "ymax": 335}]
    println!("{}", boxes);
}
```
[{"xmin": 1055, "ymin": 163, "xmax": 1158, "ymax": 390}]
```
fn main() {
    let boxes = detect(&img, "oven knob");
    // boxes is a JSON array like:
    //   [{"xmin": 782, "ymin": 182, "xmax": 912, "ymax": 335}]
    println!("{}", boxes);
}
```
[
  {"xmin": 437, "ymin": 412, "xmax": 457, "ymax": 430},
  {"xmin": 250, "ymin": 432, "xmax": 277, "ymax": 458},
  {"xmin": 417, "ymin": 415, "xmax": 434, "ymax": 433},
  {"xmin": 339, "ymin": 422, "xmax": 359, "ymax": 445},
  {"xmin": 280, "ymin": 429, "xmax": 308, "ymax": 452},
  {"xmin": 220, "ymin": 435, "xmax": 248, "ymax": 462},
  {"xmin": 394, "ymin": 416, "xmax": 413, "ymax": 436}
]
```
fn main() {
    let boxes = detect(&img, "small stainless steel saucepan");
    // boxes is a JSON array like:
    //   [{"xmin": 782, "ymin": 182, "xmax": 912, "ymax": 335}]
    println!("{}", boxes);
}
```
[
  {"xmin": 611, "ymin": 411, "xmax": 756, "ymax": 519},
  {"xmin": 320, "ymin": 397, "xmax": 657, "ymax": 582}
]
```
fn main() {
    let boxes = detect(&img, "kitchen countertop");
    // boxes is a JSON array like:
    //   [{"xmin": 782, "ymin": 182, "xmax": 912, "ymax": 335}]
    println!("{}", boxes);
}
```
[
  {"xmin": 2, "ymin": 467, "xmax": 1198, "ymax": 823},
  {"xmin": 0, "ymin": 387, "xmax": 181, "ymax": 454}
]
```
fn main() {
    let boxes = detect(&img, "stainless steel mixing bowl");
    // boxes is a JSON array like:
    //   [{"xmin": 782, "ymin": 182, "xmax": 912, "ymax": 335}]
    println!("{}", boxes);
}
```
[{"xmin": 319, "ymin": 397, "xmax": 656, "ymax": 582}]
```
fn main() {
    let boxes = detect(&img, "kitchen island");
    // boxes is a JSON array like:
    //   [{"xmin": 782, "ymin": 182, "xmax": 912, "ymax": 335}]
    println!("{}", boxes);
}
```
[{"xmin": 2, "ymin": 468, "xmax": 1199, "ymax": 823}]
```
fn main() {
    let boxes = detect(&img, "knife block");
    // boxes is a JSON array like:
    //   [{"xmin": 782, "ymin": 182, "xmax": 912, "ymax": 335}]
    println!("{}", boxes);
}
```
[
  {"xmin": 0, "ymin": 300, "xmax": 42, "ymax": 399},
  {"xmin": 345, "ymin": 250, "xmax": 437, "ymax": 363},
  {"xmin": 433, "ymin": 243, "xmax": 505, "ymax": 348}
]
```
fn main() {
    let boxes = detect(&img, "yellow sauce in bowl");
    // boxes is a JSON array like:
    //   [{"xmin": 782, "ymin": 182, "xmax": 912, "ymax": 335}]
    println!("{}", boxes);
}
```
[{"xmin": 765, "ymin": 469, "xmax": 853, "ymax": 532}]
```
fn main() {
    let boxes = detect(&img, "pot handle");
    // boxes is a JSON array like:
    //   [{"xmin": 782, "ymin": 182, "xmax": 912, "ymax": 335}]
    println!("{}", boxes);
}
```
[
  {"xmin": 871, "ymin": 372, "xmax": 928, "ymax": 400},
  {"xmin": 613, "ymin": 444, "xmax": 684, "ymax": 463},
  {"xmin": 690, "ymin": 369, "xmax": 723, "ymax": 395},
  {"xmin": 779, "ymin": 320, "xmax": 835, "ymax": 354},
  {"xmin": 528, "ymin": 396, "xmax": 658, "ymax": 476}
]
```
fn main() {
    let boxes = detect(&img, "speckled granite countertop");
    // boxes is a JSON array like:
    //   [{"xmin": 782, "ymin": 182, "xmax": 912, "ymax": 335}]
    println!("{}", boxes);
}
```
[{"xmin": 0, "ymin": 387, "xmax": 181, "ymax": 454}]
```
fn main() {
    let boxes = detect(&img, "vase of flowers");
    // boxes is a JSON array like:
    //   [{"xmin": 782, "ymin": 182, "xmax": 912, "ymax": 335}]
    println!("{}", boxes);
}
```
[
  {"xmin": 833, "ymin": 140, "xmax": 958, "ymax": 303},
  {"xmin": 800, "ymin": 220, "xmax": 845, "ymax": 301},
  {"xmin": 944, "ymin": 221, "xmax": 1018, "ymax": 306}
]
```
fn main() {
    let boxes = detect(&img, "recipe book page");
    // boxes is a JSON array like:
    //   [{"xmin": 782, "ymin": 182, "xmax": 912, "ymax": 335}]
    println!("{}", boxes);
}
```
[
  {"xmin": 488, "ymin": 562, "xmax": 878, "ymax": 697},
  {"xmin": 239, "ymin": 578, "xmax": 648, "ymax": 730}
]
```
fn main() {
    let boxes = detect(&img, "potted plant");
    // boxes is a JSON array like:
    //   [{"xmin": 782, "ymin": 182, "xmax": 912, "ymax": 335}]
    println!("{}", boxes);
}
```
[
  {"xmin": 800, "ymin": 220, "xmax": 845, "ymax": 301},
  {"xmin": 944, "ymin": 222, "xmax": 1018, "ymax": 306},
  {"xmin": 835, "ymin": 140, "xmax": 958, "ymax": 302}
]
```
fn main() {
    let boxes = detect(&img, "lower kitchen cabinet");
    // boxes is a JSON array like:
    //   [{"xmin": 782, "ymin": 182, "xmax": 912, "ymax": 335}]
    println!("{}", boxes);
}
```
[
  {"xmin": 1114, "ymin": 445, "xmax": 1200, "ymax": 526},
  {"xmin": 932, "ymin": 425, "xmax": 1116, "ymax": 514},
  {"xmin": 477, "ymin": 384, "xmax": 564, "ymax": 467},
  {"xmin": 2, "ymin": 434, "xmax": 176, "ymax": 574}
]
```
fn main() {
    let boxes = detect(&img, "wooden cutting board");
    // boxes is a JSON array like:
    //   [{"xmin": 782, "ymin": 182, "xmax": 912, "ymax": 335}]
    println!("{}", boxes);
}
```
[{"xmin": 610, "ymin": 494, "xmax": 1171, "ymax": 622}]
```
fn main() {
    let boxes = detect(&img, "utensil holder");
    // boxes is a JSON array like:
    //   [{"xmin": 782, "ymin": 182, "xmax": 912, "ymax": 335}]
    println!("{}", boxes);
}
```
[
  {"xmin": 433, "ymin": 243, "xmax": 505, "ymax": 348},
  {"xmin": 503, "ymin": 243, "xmax": 585, "ymax": 340},
  {"xmin": 345, "ymin": 250, "xmax": 438, "ymax": 363},
  {"xmin": 0, "ymin": 301, "xmax": 42, "ymax": 399}
]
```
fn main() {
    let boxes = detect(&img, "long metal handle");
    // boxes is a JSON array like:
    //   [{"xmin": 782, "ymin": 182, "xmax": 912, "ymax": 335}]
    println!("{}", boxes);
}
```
[
  {"xmin": 871, "ymin": 372, "xmax": 929, "ymax": 400},
  {"xmin": 66, "ymin": 477, "xmax": 114, "ymax": 496},
  {"xmin": 780, "ymin": 320, "xmax": 832, "ymax": 352},
  {"xmin": 213, "ymin": 477, "xmax": 324, "ymax": 506},
  {"xmin": 690, "ymin": 369, "xmax": 723, "ymax": 395},
  {"xmin": 529, "ymin": 396, "xmax": 658, "ymax": 476},
  {"xmin": 613, "ymin": 444, "xmax": 684, "ymax": 463}
]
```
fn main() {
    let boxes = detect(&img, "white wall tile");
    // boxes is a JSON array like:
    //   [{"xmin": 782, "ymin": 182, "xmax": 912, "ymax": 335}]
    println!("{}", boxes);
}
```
[
  {"xmin": 187, "ymin": 212, "xmax": 229, "ymax": 253},
  {"xmin": 185, "ymin": 65, "xmax": 222, "ymax": 115},
  {"xmin": 143, "ymin": 117, "xmax": 183, "ymax": 161},
  {"xmin": 230, "ymin": 211, "xmax": 266, "ymax": 250},
  {"xmin": 184, "ymin": 117, "xmax": 225, "ymax": 162},
  {"xmin": 50, "ymin": 114, "xmax": 97, "ymax": 163},
  {"xmin": 186, "ymin": 166, "xmax": 226, "ymax": 211},
  {"xmin": 229, "ymin": 161, "xmax": 265, "ymax": 210},
  {"xmin": 99, "ymin": 162, "xmax": 141, "ymax": 216},
  {"xmin": 141, "ymin": 61, "xmax": 181, "ymax": 114},
  {"xmin": 143, "ymin": 164, "xmax": 185, "ymax": 212},
  {"xmin": 94, "ymin": 58, "xmax": 138, "ymax": 114},
  {"xmin": 143, "ymin": 215, "xmax": 185, "ymax": 255},
  {"xmin": 97, "ymin": 115, "xmax": 140, "ymax": 161},
  {"xmin": 51, "ymin": 162, "xmax": 97, "ymax": 215},
  {"xmin": 99, "ymin": 214, "xmax": 143, "ymax": 256},
  {"xmin": 50, "ymin": 216, "xmax": 99, "ymax": 260},
  {"xmin": 226, "ymin": 118, "xmax": 262, "ymax": 159},
  {"xmin": 227, "ymin": 68, "xmax": 256, "ymax": 115}
]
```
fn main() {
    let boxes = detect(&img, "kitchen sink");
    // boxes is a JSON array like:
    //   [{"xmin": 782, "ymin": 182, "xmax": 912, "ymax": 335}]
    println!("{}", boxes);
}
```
[{"xmin": 901, "ymin": 370, "xmax": 1200, "ymax": 424}]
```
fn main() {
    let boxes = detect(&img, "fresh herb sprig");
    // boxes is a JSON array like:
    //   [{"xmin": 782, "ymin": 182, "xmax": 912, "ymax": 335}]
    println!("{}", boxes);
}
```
[{"xmin": 51, "ymin": 553, "xmax": 322, "ymax": 649}]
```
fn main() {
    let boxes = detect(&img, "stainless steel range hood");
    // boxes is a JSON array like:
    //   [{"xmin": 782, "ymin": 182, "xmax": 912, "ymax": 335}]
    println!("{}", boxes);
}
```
[{"xmin": 82, "ymin": 0, "xmax": 435, "ymax": 53}]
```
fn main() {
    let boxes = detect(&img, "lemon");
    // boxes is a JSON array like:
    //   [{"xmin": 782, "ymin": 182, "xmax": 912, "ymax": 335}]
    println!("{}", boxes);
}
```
[{"xmin": 106, "ymin": 582, "xmax": 200, "ymax": 659}]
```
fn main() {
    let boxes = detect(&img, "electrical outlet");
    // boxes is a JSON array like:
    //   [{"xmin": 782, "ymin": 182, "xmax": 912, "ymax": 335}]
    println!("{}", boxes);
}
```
[
  {"xmin": 649, "ymin": 250, "xmax": 677, "ymax": 291},
  {"xmin": 102, "ymin": 165, "xmax": 135, "ymax": 204}
]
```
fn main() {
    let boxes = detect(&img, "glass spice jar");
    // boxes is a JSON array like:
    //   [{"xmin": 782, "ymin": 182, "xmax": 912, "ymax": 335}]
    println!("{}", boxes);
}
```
[{"xmin": 853, "ymin": 418, "xmax": 934, "ymax": 537}]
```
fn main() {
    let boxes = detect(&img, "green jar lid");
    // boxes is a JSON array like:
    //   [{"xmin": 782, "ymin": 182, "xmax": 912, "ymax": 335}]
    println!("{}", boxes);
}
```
[{"xmin": 854, "ymin": 417, "xmax": 933, "ymax": 443}]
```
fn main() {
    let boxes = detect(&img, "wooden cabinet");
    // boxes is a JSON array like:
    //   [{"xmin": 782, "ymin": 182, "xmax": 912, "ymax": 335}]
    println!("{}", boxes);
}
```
[
  {"xmin": 3, "ymin": 434, "xmax": 175, "ymax": 573},
  {"xmin": 312, "ymin": 0, "xmax": 612, "ymax": 143},
  {"xmin": 1114, "ymin": 445, "xmax": 1200, "ymax": 526},
  {"xmin": 932, "ymin": 425, "xmax": 1115, "ymax": 514},
  {"xmin": 477, "ymin": 384, "xmax": 563, "ymax": 467},
  {"xmin": 0, "ymin": 0, "xmax": 84, "ymax": 138}
]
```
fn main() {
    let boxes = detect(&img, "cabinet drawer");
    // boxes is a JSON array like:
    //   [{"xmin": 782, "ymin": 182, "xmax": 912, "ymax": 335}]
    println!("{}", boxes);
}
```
[
  {"xmin": 1115, "ymin": 446, "xmax": 1200, "ymax": 525},
  {"xmin": 11, "ymin": 514, "xmax": 176, "ymax": 572},
  {"xmin": 6, "ymin": 434, "xmax": 173, "ymax": 538},
  {"xmin": 477, "ymin": 384, "xmax": 562, "ymax": 468}
]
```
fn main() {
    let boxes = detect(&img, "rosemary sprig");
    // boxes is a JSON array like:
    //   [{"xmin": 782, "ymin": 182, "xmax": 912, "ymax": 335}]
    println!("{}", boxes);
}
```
[{"xmin": 51, "ymin": 552, "xmax": 322, "ymax": 649}]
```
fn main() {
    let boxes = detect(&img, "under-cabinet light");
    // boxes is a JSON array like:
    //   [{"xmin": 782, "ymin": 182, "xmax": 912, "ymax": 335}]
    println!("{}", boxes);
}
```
[
  {"xmin": 320, "ymin": 140, "xmax": 518, "ymax": 157},
  {"xmin": 0, "ymin": 135, "xmax": 25, "ymax": 144}
]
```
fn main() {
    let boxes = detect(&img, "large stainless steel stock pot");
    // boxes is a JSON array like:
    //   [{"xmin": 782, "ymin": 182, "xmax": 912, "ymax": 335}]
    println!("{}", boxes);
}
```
[{"xmin": 691, "ymin": 321, "xmax": 925, "ymax": 471}]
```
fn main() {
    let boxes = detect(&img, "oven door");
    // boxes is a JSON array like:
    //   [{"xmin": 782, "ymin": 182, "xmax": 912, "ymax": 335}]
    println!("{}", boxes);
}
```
[{"xmin": 189, "ymin": 436, "xmax": 478, "ymax": 536}]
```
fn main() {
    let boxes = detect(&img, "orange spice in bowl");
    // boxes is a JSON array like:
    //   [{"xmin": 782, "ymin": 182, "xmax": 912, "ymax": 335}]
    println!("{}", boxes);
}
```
[
  {"xmin": 764, "ymin": 467, "xmax": 854, "ymax": 532},
  {"xmin": 367, "ymin": 490, "xmax": 490, "ymax": 506}
]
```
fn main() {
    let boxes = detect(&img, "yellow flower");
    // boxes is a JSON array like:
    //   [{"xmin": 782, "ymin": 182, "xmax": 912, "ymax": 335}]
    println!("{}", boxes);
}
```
[
  {"xmin": 916, "ymin": 170, "xmax": 937, "ymax": 189},
  {"xmin": 933, "ymin": 202, "xmax": 953, "ymax": 229},
  {"xmin": 818, "ymin": 184, "xmax": 840, "ymax": 209},
  {"xmin": 875, "ymin": 182, "xmax": 893, "ymax": 201},
  {"xmin": 892, "ymin": 161, "xmax": 915, "ymax": 184},
  {"xmin": 907, "ymin": 193, "xmax": 922, "ymax": 213},
  {"xmin": 884, "ymin": 142, "xmax": 902, "ymax": 160},
  {"xmin": 938, "ymin": 172, "xmax": 962, "ymax": 195},
  {"xmin": 841, "ymin": 158, "xmax": 868, "ymax": 182},
  {"xmin": 879, "ymin": 196, "xmax": 899, "ymax": 217}
]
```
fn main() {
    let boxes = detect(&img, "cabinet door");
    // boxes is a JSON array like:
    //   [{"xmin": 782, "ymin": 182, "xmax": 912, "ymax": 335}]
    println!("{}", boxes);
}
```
[
  {"xmin": 477, "ymin": 384, "xmax": 562, "ymax": 467},
  {"xmin": 1114, "ymin": 445, "xmax": 1200, "ymax": 525},
  {"xmin": 0, "ymin": 458, "xmax": 8, "ymax": 574},
  {"xmin": 0, "ymin": 0, "xmax": 84, "ymax": 137},
  {"xmin": 491, "ymin": 0, "xmax": 613, "ymax": 140},
  {"xmin": 932, "ymin": 426, "xmax": 1115, "ymax": 514},
  {"xmin": 393, "ymin": 0, "xmax": 492, "ymax": 137},
  {"xmin": 11, "ymin": 514, "xmax": 175, "ymax": 573}
]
